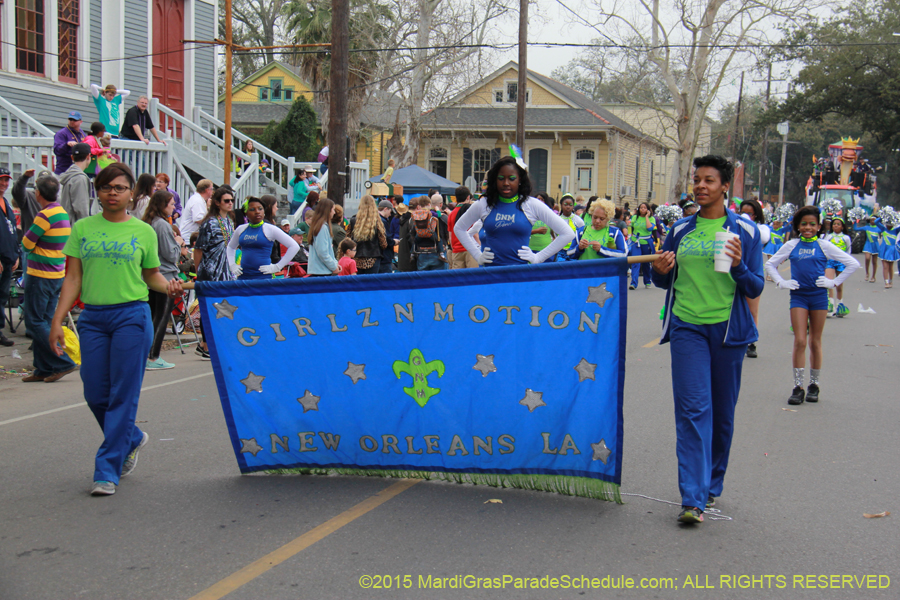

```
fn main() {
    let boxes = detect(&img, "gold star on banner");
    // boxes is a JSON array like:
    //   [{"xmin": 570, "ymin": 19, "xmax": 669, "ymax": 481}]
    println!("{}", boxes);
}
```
[
  {"xmin": 473, "ymin": 354, "xmax": 497, "ymax": 377},
  {"xmin": 586, "ymin": 283, "xmax": 614, "ymax": 308},
  {"xmin": 297, "ymin": 390, "xmax": 321, "ymax": 413},
  {"xmin": 240, "ymin": 438, "xmax": 263, "ymax": 456},
  {"xmin": 591, "ymin": 439, "xmax": 612, "ymax": 464},
  {"xmin": 574, "ymin": 358, "xmax": 597, "ymax": 382},
  {"xmin": 213, "ymin": 299, "xmax": 238, "ymax": 319},
  {"xmin": 519, "ymin": 388, "xmax": 546, "ymax": 413},
  {"xmin": 344, "ymin": 362, "xmax": 366, "ymax": 384},
  {"xmin": 240, "ymin": 372, "xmax": 265, "ymax": 393}
]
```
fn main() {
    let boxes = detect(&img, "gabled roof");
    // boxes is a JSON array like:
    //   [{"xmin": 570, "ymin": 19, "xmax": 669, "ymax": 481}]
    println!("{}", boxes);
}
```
[
  {"xmin": 219, "ymin": 60, "xmax": 311, "ymax": 102},
  {"xmin": 430, "ymin": 61, "xmax": 654, "ymax": 140}
]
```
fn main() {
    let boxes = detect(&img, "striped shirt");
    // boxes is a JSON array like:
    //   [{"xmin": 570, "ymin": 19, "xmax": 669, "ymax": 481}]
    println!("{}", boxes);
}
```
[{"xmin": 22, "ymin": 202, "xmax": 70, "ymax": 279}]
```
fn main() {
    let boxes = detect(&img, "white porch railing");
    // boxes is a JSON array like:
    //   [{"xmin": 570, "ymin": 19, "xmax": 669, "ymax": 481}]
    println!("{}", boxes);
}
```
[
  {"xmin": 0, "ymin": 96, "xmax": 54, "ymax": 138},
  {"xmin": 0, "ymin": 136, "xmax": 56, "ymax": 175}
]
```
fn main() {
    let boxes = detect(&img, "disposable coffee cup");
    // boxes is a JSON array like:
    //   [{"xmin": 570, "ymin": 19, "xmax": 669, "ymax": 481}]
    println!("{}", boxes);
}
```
[{"xmin": 714, "ymin": 231, "xmax": 738, "ymax": 273}]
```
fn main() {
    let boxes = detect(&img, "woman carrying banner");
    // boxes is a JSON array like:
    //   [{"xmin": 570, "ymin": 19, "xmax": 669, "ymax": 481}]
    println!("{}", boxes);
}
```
[
  {"xmin": 193, "ymin": 187, "xmax": 235, "ymax": 359},
  {"xmin": 49, "ymin": 163, "xmax": 183, "ymax": 496},
  {"xmin": 453, "ymin": 155, "xmax": 573, "ymax": 266},
  {"xmin": 651, "ymin": 155, "xmax": 764, "ymax": 524},
  {"xmin": 226, "ymin": 197, "xmax": 298, "ymax": 280}
]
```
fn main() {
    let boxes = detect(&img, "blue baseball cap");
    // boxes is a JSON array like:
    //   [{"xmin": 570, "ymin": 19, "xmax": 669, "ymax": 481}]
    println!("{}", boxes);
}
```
[{"xmin": 68, "ymin": 111, "xmax": 82, "ymax": 121}]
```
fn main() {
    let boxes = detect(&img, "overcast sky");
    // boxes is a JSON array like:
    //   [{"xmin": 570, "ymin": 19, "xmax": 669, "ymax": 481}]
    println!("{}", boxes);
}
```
[{"xmin": 492, "ymin": 0, "xmax": 801, "ymax": 118}]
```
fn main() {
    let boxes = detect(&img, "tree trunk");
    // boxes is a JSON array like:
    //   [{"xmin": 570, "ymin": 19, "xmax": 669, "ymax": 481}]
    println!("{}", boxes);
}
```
[{"xmin": 396, "ymin": 0, "xmax": 439, "ymax": 168}]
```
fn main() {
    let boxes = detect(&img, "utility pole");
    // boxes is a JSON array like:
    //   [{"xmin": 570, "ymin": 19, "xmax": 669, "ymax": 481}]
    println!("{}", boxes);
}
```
[
  {"xmin": 329, "ymin": 0, "xmax": 350, "ymax": 206},
  {"xmin": 731, "ymin": 71, "xmax": 744, "ymax": 161},
  {"xmin": 515, "ymin": 0, "xmax": 528, "ymax": 149},
  {"xmin": 223, "ymin": 0, "xmax": 233, "ymax": 185},
  {"xmin": 753, "ymin": 65, "xmax": 785, "ymax": 202}
]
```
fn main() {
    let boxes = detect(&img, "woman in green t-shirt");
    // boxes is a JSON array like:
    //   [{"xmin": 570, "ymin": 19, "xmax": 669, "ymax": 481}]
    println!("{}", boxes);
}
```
[
  {"xmin": 651, "ymin": 155, "xmax": 764, "ymax": 524},
  {"xmin": 50, "ymin": 163, "xmax": 183, "ymax": 497},
  {"xmin": 631, "ymin": 202, "xmax": 657, "ymax": 287}
]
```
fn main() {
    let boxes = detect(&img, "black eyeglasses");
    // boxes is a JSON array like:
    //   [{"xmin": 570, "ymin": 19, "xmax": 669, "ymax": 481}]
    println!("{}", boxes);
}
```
[{"xmin": 98, "ymin": 185, "xmax": 132, "ymax": 193}]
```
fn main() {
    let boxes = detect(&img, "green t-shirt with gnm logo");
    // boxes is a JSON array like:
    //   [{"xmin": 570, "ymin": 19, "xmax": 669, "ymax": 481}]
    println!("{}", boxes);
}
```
[
  {"xmin": 64, "ymin": 214, "xmax": 161, "ymax": 306},
  {"xmin": 672, "ymin": 216, "xmax": 736, "ymax": 325}
]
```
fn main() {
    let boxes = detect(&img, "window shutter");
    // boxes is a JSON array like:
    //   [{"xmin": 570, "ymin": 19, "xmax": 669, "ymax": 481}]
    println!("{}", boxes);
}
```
[{"xmin": 463, "ymin": 148, "xmax": 472, "ymax": 181}]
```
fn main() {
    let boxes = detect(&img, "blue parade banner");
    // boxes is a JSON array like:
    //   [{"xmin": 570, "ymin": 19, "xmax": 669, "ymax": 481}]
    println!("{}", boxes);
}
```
[{"xmin": 197, "ymin": 259, "xmax": 627, "ymax": 501}]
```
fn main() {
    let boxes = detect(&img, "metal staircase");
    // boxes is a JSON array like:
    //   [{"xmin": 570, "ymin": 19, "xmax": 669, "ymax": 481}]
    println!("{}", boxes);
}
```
[{"xmin": 0, "ymin": 94, "xmax": 370, "ymax": 216}]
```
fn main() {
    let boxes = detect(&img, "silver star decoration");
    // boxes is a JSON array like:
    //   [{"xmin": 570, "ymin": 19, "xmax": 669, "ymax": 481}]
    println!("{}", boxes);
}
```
[
  {"xmin": 297, "ymin": 390, "xmax": 321, "ymax": 413},
  {"xmin": 213, "ymin": 299, "xmax": 238, "ymax": 320},
  {"xmin": 240, "ymin": 371, "xmax": 265, "ymax": 393},
  {"xmin": 574, "ymin": 358, "xmax": 597, "ymax": 382},
  {"xmin": 344, "ymin": 362, "xmax": 366, "ymax": 384},
  {"xmin": 473, "ymin": 354, "xmax": 497, "ymax": 377},
  {"xmin": 519, "ymin": 388, "xmax": 546, "ymax": 413},
  {"xmin": 591, "ymin": 439, "xmax": 612, "ymax": 464},
  {"xmin": 239, "ymin": 438, "xmax": 263, "ymax": 456},
  {"xmin": 586, "ymin": 283, "xmax": 614, "ymax": 308}
]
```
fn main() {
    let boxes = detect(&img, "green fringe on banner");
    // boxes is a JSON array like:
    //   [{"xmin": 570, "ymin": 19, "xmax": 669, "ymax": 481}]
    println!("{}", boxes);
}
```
[{"xmin": 263, "ymin": 468, "xmax": 622, "ymax": 503}]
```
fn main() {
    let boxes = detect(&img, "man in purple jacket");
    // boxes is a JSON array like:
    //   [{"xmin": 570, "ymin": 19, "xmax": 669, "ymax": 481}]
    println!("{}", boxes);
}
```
[{"xmin": 53, "ymin": 111, "xmax": 87, "ymax": 175}]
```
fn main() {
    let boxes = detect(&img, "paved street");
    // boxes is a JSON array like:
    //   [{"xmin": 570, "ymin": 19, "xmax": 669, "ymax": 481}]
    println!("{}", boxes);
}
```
[{"xmin": 1, "ymin": 266, "xmax": 897, "ymax": 600}]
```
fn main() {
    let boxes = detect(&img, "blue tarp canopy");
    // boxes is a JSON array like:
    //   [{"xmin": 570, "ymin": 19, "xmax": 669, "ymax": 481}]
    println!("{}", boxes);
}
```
[{"xmin": 368, "ymin": 164, "xmax": 459, "ymax": 197}]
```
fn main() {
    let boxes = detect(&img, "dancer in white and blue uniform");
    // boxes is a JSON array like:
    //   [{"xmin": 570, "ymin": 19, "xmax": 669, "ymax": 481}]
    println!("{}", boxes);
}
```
[
  {"xmin": 857, "ymin": 217, "xmax": 880, "ymax": 282},
  {"xmin": 227, "ymin": 197, "xmax": 299, "ymax": 280},
  {"xmin": 454, "ymin": 156, "xmax": 573, "ymax": 267},
  {"xmin": 874, "ymin": 215, "xmax": 899, "ymax": 288},
  {"xmin": 823, "ymin": 218, "xmax": 852, "ymax": 316},
  {"xmin": 765, "ymin": 206, "xmax": 859, "ymax": 406}
]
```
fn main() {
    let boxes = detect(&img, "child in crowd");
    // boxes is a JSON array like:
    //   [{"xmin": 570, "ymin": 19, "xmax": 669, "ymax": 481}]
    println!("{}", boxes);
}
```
[
  {"xmin": 764, "ymin": 206, "xmax": 859, "ymax": 406},
  {"xmin": 338, "ymin": 238, "xmax": 358, "ymax": 275}
]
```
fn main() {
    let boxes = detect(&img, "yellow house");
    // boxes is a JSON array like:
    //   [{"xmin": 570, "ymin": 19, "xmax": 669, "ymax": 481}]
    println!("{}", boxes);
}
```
[
  {"xmin": 416, "ymin": 62, "xmax": 668, "ymax": 206},
  {"xmin": 218, "ymin": 61, "xmax": 315, "ymax": 137}
]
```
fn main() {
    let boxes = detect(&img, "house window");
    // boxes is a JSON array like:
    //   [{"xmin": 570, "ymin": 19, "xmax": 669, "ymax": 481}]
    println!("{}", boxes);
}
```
[
  {"xmin": 528, "ymin": 148, "xmax": 548, "ymax": 193},
  {"xmin": 473, "ymin": 148, "xmax": 493, "ymax": 184},
  {"xmin": 574, "ymin": 149, "xmax": 595, "ymax": 193},
  {"xmin": 493, "ymin": 89, "xmax": 503, "ymax": 103},
  {"xmin": 463, "ymin": 147, "xmax": 501, "ymax": 184},
  {"xmin": 259, "ymin": 86, "xmax": 269, "ymax": 101},
  {"xmin": 506, "ymin": 82, "xmax": 518, "ymax": 103},
  {"xmin": 284, "ymin": 89, "xmax": 293, "ymax": 101},
  {"xmin": 429, "ymin": 147, "xmax": 448, "ymax": 179},
  {"xmin": 271, "ymin": 79, "xmax": 282, "ymax": 101},
  {"xmin": 16, "ymin": 0, "xmax": 45, "ymax": 76},
  {"xmin": 58, "ymin": 0, "xmax": 79, "ymax": 83}
]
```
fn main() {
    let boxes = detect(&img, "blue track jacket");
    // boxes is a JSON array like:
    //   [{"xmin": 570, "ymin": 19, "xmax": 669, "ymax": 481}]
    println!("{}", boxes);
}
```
[{"xmin": 651, "ymin": 210, "xmax": 765, "ymax": 347}]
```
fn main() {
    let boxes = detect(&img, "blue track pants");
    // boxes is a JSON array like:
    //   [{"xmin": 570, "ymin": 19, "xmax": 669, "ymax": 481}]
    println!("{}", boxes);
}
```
[
  {"xmin": 630, "ymin": 242, "xmax": 654, "ymax": 285},
  {"xmin": 669, "ymin": 315, "xmax": 747, "ymax": 509},
  {"xmin": 79, "ymin": 301, "xmax": 153, "ymax": 484}
]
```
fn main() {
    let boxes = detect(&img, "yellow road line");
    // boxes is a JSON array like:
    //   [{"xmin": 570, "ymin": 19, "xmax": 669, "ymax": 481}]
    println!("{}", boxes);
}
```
[
  {"xmin": 188, "ymin": 479, "xmax": 420, "ymax": 600},
  {"xmin": 642, "ymin": 338, "xmax": 660, "ymax": 348}
]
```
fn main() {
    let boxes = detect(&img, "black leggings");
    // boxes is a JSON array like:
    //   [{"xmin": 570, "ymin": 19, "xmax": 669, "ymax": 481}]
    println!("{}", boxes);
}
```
[{"xmin": 147, "ymin": 289, "xmax": 174, "ymax": 360}]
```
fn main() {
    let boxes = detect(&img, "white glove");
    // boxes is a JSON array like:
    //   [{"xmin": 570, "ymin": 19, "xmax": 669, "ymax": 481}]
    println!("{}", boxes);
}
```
[
  {"xmin": 259, "ymin": 264, "xmax": 280, "ymax": 275},
  {"xmin": 475, "ymin": 248, "xmax": 494, "ymax": 266},
  {"xmin": 229, "ymin": 263, "xmax": 243, "ymax": 277},
  {"xmin": 815, "ymin": 276, "xmax": 836, "ymax": 289},
  {"xmin": 776, "ymin": 279, "xmax": 800, "ymax": 290},
  {"xmin": 517, "ymin": 246, "xmax": 540, "ymax": 264}
]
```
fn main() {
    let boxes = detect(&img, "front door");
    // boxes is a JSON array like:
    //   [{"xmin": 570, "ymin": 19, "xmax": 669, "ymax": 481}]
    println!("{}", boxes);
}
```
[{"xmin": 152, "ymin": 0, "xmax": 185, "ymax": 116}]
